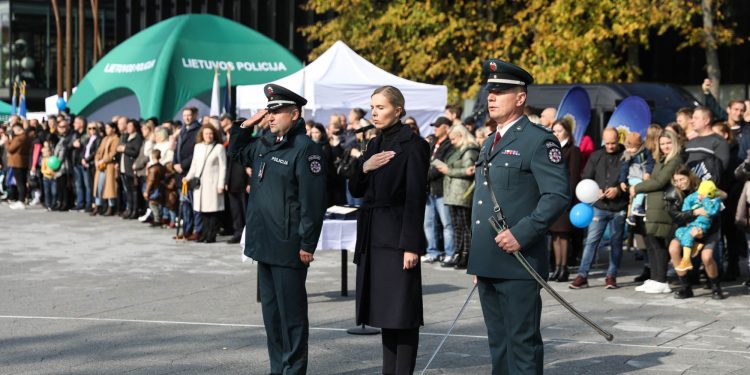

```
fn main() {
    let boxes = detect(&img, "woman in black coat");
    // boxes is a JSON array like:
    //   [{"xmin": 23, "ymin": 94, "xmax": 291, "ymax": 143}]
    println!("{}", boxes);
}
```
[
  {"xmin": 549, "ymin": 119, "xmax": 581, "ymax": 282},
  {"xmin": 349, "ymin": 86, "xmax": 430, "ymax": 375}
]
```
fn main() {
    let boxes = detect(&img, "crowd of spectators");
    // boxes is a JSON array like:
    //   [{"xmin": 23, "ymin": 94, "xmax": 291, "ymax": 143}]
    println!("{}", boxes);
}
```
[{"xmin": 3, "ymin": 78, "xmax": 750, "ymax": 299}]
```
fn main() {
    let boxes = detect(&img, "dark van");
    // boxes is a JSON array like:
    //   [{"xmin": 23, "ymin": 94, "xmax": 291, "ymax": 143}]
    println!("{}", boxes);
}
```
[{"xmin": 471, "ymin": 83, "xmax": 700, "ymax": 145}]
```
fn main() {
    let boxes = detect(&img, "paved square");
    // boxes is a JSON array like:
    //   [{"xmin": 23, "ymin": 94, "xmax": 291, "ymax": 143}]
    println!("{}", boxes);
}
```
[{"xmin": 2, "ymin": 205, "xmax": 750, "ymax": 374}]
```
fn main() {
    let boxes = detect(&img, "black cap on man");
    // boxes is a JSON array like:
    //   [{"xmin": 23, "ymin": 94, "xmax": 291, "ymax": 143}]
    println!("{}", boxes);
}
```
[
  {"xmin": 264, "ymin": 84, "xmax": 307, "ymax": 110},
  {"xmin": 483, "ymin": 59, "xmax": 534, "ymax": 92}
]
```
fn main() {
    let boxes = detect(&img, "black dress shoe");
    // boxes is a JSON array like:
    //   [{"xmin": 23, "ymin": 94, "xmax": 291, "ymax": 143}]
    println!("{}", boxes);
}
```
[
  {"xmin": 550, "ymin": 267, "xmax": 561, "ymax": 280},
  {"xmin": 441, "ymin": 254, "xmax": 460, "ymax": 267},
  {"xmin": 556, "ymin": 266, "xmax": 569, "ymax": 282},
  {"xmin": 227, "ymin": 236, "xmax": 241, "ymax": 244}
]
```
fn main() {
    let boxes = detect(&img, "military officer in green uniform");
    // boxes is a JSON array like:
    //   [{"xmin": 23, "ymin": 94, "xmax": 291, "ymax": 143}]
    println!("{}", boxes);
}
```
[
  {"xmin": 227, "ymin": 84, "xmax": 327, "ymax": 375},
  {"xmin": 467, "ymin": 59, "xmax": 570, "ymax": 375}
]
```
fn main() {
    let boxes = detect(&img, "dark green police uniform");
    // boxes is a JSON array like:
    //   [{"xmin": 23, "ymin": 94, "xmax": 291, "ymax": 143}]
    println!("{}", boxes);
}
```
[
  {"xmin": 467, "ymin": 59, "xmax": 570, "ymax": 375},
  {"xmin": 227, "ymin": 84, "xmax": 327, "ymax": 375}
]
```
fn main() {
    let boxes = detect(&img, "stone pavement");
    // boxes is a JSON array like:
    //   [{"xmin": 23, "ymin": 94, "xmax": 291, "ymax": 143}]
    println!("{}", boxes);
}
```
[{"xmin": 1, "ymin": 203, "xmax": 750, "ymax": 374}]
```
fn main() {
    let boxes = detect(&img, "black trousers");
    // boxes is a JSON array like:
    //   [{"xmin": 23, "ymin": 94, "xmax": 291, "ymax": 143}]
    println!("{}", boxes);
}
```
[
  {"xmin": 227, "ymin": 191, "xmax": 247, "ymax": 238},
  {"xmin": 56, "ymin": 173, "xmax": 70, "ymax": 209},
  {"xmin": 382, "ymin": 328, "xmax": 419, "ymax": 375},
  {"xmin": 11, "ymin": 167, "xmax": 28, "ymax": 202},
  {"xmin": 125, "ymin": 175, "xmax": 140, "ymax": 215},
  {"xmin": 477, "ymin": 277, "xmax": 543, "ymax": 375},
  {"xmin": 645, "ymin": 235, "xmax": 669, "ymax": 283},
  {"xmin": 200, "ymin": 212, "xmax": 220, "ymax": 241},
  {"xmin": 448, "ymin": 205, "xmax": 472, "ymax": 256},
  {"xmin": 258, "ymin": 262, "xmax": 308, "ymax": 375}
]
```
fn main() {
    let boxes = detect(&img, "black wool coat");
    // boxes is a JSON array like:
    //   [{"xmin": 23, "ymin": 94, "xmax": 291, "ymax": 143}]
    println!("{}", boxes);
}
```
[{"xmin": 349, "ymin": 122, "xmax": 430, "ymax": 329}]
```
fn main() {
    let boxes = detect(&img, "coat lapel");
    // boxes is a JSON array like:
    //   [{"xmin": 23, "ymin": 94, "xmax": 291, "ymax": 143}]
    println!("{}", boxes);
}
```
[{"xmin": 489, "ymin": 116, "xmax": 528, "ymax": 160}]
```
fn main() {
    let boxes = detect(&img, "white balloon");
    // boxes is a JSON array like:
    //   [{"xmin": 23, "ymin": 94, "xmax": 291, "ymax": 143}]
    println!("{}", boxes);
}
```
[
  {"xmin": 576, "ymin": 179, "xmax": 600, "ymax": 204},
  {"xmin": 21, "ymin": 57, "xmax": 34, "ymax": 70}
]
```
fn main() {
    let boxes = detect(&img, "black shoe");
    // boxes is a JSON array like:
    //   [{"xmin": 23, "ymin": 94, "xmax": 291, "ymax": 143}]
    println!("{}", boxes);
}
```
[
  {"xmin": 674, "ymin": 286, "xmax": 694, "ymax": 299},
  {"xmin": 710, "ymin": 278, "xmax": 724, "ymax": 300},
  {"xmin": 556, "ymin": 266, "xmax": 569, "ymax": 282},
  {"xmin": 454, "ymin": 252, "xmax": 468, "ymax": 269},
  {"xmin": 205, "ymin": 238, "xmax": 216, "ymax": 244},
  {"xmin": 674, "ymin": 276, "xmax": 693, "ymax": 299},
  {"xmin": 744, "ymin": 279, "xmax": 750, "ymax": 287},
  {"xmin": 227, "ymin": 236, "xmax": 241, "ymax": 244},
  {"xmin": 550, "ymin": 266, "xmax": 562, "ymax": 281},
  {"xmin": 441, "ymin": 254, "xmax": 460, "ymax": 267},
  {"xmin": 634, "ymin": 267, "xmax": 651, "ymax": 282}
]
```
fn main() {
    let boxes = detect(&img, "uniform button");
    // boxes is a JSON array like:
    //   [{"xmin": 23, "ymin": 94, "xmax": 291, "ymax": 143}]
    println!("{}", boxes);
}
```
[
  {"xmin": 504, "ymin": 162, "xmax": 509, "ymax": 166},
  {"xmin": 478, "ymin": 200, "xmax": 483, "ymax": 205},
  {"xmin": 475, "ymin": 220, "xmax": 481, "ymax": 225},
  {"xmin": 488, "ymin": 162, "xmax": 492, "ymax": 167},
  {"xmin": 483, "ymin": 181, "xmax": 488, "ymax": 186}
]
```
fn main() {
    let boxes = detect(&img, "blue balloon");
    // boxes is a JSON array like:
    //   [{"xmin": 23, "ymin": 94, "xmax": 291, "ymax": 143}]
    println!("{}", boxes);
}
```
[
  {"xmin": 56, "ymin": 97, "xmax": 66, "ymax": 111},
  {"xmin": 569, "ymin": 203, "xmax": 594, "ymax": 228}
]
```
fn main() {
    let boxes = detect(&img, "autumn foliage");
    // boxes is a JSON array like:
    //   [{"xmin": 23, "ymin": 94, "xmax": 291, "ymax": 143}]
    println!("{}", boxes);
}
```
[{"xmin": 301, "ymin": 0, "xmax": 742, "ymax": 102}]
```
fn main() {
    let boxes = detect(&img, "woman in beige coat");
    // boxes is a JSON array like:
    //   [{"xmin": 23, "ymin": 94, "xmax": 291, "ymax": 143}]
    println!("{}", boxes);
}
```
[
  {"xmin": 184, "ymin": 125, "xmax": 226, "ymax": 243},
  {"xmin": 93, "ymin": 122, "xmax": 120, "ymax": 216}
]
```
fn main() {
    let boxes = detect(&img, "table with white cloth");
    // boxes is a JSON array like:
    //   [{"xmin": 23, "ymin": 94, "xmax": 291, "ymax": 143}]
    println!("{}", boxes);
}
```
[
  {"xmin": 241, "ymin": 219, "xmax": 357, "ymax": 298},
  {"xmin": 316, "ymin": 219, "xmax": 357, "ymax": 296}
]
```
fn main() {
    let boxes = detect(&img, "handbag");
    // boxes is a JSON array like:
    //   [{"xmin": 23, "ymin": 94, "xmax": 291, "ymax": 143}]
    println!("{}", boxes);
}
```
[{"xmin": 187, "ymin": 143, "xmax": 216, "ymax": 191}]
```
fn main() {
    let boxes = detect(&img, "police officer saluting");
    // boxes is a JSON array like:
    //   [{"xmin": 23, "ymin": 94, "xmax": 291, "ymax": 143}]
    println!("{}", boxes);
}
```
[
  {"xmin": 467, "ymin": 59, "xmax": 570, "ymax": 374},
  {"xmin": 227, "ymin": 84, "xmax": 327, "ymax": 375}
]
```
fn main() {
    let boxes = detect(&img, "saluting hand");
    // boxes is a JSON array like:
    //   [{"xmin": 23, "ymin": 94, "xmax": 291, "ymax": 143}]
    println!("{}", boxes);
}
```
[
  {"xmin": 299, "ymin": 250, "xmax": 314, "ymax": 265},
  {"xmin": 495, "ymin": 229, "xmax": 521, "ymax": 254},
  {"xmin": 240, "ymin": 109, "xmax": 268, "ymax": 129},
  {"xmin": 363, "ymin": 151, "xmax": 395, "ymax": 173},
  {"xmin": 403, "ymin": 251, "xmax": 419, "ymax": 270}
]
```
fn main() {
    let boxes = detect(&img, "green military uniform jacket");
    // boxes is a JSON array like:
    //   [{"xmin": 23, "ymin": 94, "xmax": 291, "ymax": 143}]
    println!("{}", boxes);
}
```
[
  {"xmin": 227, "ymin": 118, "xmax": 327, "ymax": 269},
  {"xmin": 467, "ymin": 116, "xmax": 570, "ymax": 279}
]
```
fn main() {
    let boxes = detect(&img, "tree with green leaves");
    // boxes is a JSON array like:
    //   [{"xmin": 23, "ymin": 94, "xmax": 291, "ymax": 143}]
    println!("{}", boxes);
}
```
[{"xmin": 301, "ymin": 0, "xmax": 743, "ymax": 101}]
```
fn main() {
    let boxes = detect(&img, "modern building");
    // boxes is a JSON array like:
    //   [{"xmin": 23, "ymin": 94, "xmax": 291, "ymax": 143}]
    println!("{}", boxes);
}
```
[
  {"xmin": 1, "ymin": 0, "xmax": 748, "ymax": 112},
  {"xmin": 1, "ymin": 0, "xmax": 317, "ymax": 110}
]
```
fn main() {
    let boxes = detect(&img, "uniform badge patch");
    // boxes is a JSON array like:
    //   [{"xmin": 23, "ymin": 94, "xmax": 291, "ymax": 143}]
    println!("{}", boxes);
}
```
[
  {"xmin": 308, "ymin": 154, "xmax": 322, "ymax": 174},
  {"xmin": 548, "ymin": 147, "xmax": 562, "ymax": 164},
  {"xmin": 309, "ymin": 160, "xmax": 322, "ymax": 174}
]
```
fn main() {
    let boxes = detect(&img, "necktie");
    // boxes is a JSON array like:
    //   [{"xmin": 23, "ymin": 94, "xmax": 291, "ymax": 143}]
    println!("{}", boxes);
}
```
[{"xmin": 491, "ymin": 130, "xmax": 501, "ymax": 153}]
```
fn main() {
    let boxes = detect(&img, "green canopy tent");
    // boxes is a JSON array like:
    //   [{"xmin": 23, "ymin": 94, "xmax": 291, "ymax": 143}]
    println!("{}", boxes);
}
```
[
  {"xmin": 0, "ymin": 100, "xmax": 12, "ymax": 115},
  {"xmin": 68, "ymin": 14, "xmax": 302, "ymax": 121}
]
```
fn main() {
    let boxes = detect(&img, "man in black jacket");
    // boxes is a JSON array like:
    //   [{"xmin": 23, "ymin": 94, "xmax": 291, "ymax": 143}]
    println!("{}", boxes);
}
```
[
  {"xmin": 116, "ymin": 119, "xmax": 144, "ymax": 219},
  {"xmin": 570, "ymin": 127, "xmax": 628, "ymax": 289},
  {"xmin": 423, "ymin": 116, "xmax": 455, "ymax": 265},
  {"xmin": 173, "ymin": 107, "xmax": 201, "ymax": 240},
  {"xmin": 70, "ymin": 116, "xmax": 87, "ymax": 210},
  {"xmin": 224, "ymin": 118, "xmax": 250, "ymax": 244}
]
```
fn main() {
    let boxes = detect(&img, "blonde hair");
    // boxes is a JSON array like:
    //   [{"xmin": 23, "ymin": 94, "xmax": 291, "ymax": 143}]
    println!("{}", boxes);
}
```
[
  {"xmin": 154, "ymin": 127, "xmax": 169, "ymax": 143},
  {"xmin": 449, "ymin": 124, "xmax": 478, "ymax": 151},
  {"xmin": 644, "ymin": 124, "xmax": 662, "ymax": 154},
  {"xmin": 372, "ymin": 85, "xmax": 406, "ymax": 118},
  {"xmin": 654, "ymin": 129, "xmax": 682, "ymax": 163}
]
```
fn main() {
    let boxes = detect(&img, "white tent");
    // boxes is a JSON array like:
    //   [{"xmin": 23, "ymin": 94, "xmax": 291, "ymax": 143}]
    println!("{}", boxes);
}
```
[{"xmin": 236, "ymin": 41, "xmax": 448, "ymax": 136}]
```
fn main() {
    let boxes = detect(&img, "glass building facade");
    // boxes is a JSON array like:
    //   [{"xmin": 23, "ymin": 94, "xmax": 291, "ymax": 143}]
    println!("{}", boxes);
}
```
[{"xmin": 0, "ymin": 0, "xmax": 748, "ymax": 111}]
